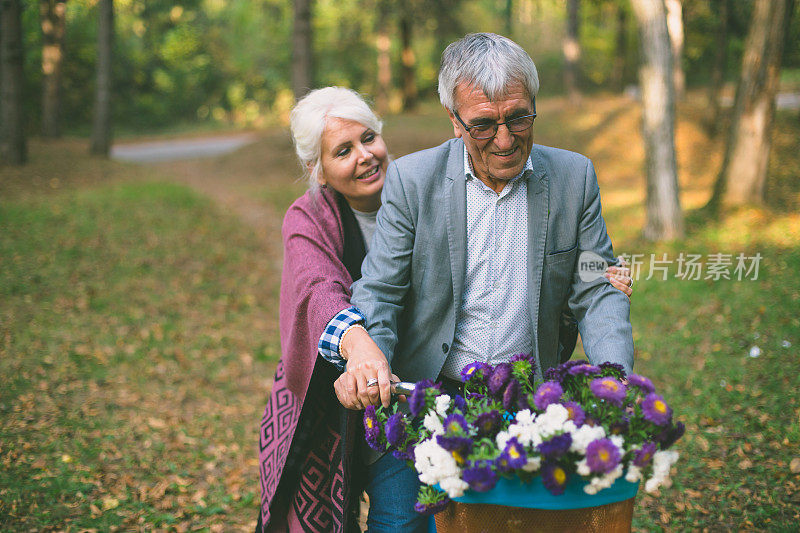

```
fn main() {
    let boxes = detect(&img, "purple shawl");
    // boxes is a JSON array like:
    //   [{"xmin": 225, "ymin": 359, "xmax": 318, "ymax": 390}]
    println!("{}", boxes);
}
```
[{"xmin": 259, "ymin": 188, "xmax": 363, "ymax": 532}]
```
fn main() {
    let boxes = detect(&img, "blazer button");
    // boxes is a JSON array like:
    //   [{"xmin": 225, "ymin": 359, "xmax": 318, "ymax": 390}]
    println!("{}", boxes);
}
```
[{"xmin": 442, "ymin": 343, "xmax": 449, "ymax": 353}]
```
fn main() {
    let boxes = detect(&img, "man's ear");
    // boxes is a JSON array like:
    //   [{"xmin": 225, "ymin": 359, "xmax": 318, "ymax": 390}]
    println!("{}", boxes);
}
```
[{"xmin": 447, "ymin": 109, "xmax": 462, "ymax": 139}]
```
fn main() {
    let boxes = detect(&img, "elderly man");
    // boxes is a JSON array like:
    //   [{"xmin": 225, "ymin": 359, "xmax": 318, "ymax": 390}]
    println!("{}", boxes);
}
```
[{"xmin": 327, "ymin": 33, "xmax": 633, "ymax": 532}]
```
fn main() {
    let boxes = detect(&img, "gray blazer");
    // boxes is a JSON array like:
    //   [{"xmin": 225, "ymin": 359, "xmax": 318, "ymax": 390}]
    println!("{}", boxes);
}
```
[{"xmin": 350, "ymin": 138, "xmax": 633, "ymax": 382}]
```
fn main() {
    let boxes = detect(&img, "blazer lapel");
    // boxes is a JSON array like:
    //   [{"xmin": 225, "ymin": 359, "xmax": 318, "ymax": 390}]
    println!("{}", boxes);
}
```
[
  {"xmin": 445, "ymin": 140, "xmax": 467, "ymax": 318},
  {"xmin": 527, "ymin": 145, "xmax": 549, "ymax": 373}
]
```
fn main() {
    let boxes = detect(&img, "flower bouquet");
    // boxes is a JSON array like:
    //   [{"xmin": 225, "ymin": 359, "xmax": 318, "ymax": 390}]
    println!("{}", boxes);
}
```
[{"xmin": 363, "ymin": 356, "xmax": 685, "ymax": 532}]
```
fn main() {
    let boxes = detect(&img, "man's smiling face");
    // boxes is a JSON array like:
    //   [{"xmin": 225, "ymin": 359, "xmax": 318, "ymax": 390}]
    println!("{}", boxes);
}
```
[{"xmin": 448, "ymin": 81, "xmax": 535, "ymax": 192}]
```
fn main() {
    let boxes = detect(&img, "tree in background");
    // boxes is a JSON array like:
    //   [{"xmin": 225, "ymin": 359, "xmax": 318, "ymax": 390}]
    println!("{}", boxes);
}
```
[
  {"xmin": 665, "ymin": 0, "xmax": 684, "ymax": 99},
  {"xmin": 1, "ymin": 0, "xmax": 27, "ymax": 165},
  {"xmin": 90, "ymin": 0, "xmax": 113, "ymax": 156},
  {"xmin": 292, "ymin": 0, "xmax": 312, "ymax": 99},
  {"xmin": 611, "ymin": 2, "xmax": 629, "ymax": 93},
  {"xmin": 374, "ymin": 0, "xmax": 392, "ymax": 114},
  {"xmin": 563, "ymin": 0, "xmax": 581, "ymax": 104},
  {"xmin": 40, "ymin": 0, "xmax": 66, "ymax": 138},
  {"xmin": 399, "ymin": 4, "xmax": 417, "ymax": 111},
  {"xmin": 709, "ymin": 0, "xmax": 795, "ymax": 207},
  {"xmin": 706, "ymin": 0, "xmax": 729, "ymax": 135},
  {"xmin": 630, "ymin": 0, "xmax": 683, "ymax": 240}
]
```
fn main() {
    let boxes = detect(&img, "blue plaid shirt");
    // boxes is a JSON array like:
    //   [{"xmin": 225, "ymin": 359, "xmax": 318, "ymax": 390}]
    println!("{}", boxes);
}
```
[{"xmin": 318, "ymin": 306, "xmax": 365, "ymax": 370}]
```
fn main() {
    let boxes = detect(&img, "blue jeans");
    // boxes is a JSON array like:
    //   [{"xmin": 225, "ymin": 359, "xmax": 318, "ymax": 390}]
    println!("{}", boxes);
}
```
[{"xmin": 366, "ymin": 452, "xmax": 429, "ymax": 532}]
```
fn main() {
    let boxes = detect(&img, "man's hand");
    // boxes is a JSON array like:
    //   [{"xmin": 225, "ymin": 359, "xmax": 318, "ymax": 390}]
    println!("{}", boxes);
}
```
[{"xmin": 336, "ymin": 327, "xmax": 392, "ymax": 409}]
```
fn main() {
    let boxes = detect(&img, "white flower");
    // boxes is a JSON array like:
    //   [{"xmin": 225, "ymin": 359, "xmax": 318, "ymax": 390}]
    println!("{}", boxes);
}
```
[
  {"xmin": 583, "ymin": 464, "xmax": 623, "ymax": 495},
  {"xmin": 532, "ymin": 404, "xmax": 570, "ymax": 438},
  {"xmin": 610, "ymin": 434, "xmax": 625, "ymax": 451},
  {"xmin": 439, "ymin": 476, "xmax": 469, "ymax": 498},
  {"xmin": 414, "ymin": 437, "xmax": 459, "ymax": 485},
  {"xmin": 576, "ymin": 458, "xmax": 591, "ymax": 476},
  {"xmin": 496, "ymin": 430, "xmax": 512, "ymax": 450},
  {"xmin": 423, "ymin": 409, "xmax": 444, "ymax": 436},
  {"xmin": 644, "ymin": 450, "xmax": 679, "ymax": 493},
  {"xmin": 522, "ymin": 456, "xmax": 541, "ymax": 472},
  {"xmin": 625, "ymin": 465, "xmax": 643, "ymax": 483},
  {"xmin": 570, "ymin": 425, "xmax": 606, "ymax": 454},
  {"xmin": 435, "ymin": 394, "xmax": 451, "ymax": 417},
  {"xmin": 515, "ymin": 409, "xmax": 535, "ymax": 425}
]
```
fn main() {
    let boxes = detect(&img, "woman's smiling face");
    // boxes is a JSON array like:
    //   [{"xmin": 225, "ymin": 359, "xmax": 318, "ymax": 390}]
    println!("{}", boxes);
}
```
[{"xmin": 319, "ymin": 117, "xmax": 388, "ymax": 212}]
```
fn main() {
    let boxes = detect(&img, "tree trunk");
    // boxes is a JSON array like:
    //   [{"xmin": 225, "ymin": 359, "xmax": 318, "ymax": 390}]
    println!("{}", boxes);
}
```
[
  {"xmin": 40, "ymin": 0, "xmax": 66, "ymax": 138},
  {"xmin": 291, "ymin": 0, "xmax": 313, "ymax": 100},
  {"xmin": 665, "ymin": 0, "xmax": 684, "ymax": 99},
  {"xmin": 504, "ymin": 0, "xmax": 513, "ymax": 36},
  {"xmin": 90, "ymin": 0, "xmax": 113, "ymax": 156},
  {"xmin": 706, "ymin": 0, "xmax": 729, "ymax": 135},
  {"xmin": 563, "ymin": 0, "xmax": 581, "ymax": 104},
  {"xmin": 1, "ymin": 0, "xmax": 27, "ymax": 165},
  {"xmin": 709, "ymin": 0, "xmax": 793, "ymax": 207},
  {"xmin": 399, "ymin": 11, "xmax": 416, "ymax": 111},
  {"xmin": 374, "ymin": 0, "xmax": 391, "ymax": 115},
  {"xmin": 630, "ymin": 0, "xmax": 683, "ymax": 240},
  {"xmin": 612, "ymin": 5, "xmax": 628, "ymax": 93}
]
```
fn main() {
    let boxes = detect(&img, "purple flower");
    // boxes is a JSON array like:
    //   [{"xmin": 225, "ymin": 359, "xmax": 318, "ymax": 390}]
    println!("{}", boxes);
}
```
[
  {"xmin": 408, "ymin": 378, "xmax": 437, "ymax": 417},
  {"xmin": 511, "ymin": 352, "xmax": 536, "ymax": 364},
  {"xmin": 436, "ymin": 434, "xmax": 473, "ymax": 455},
  {"xmin": 460, "ymin": 361, "xmax": 492, "ymax": 384},
  {"xmin": 462, "ymin": 462, "xmax": 498, "ymax": 492},
  {"xmin": 454, "ymin": 395, "xmax": 467, "ymax": 412},
  {"xmin": 541, "ymin": 462, "xmax": 569, "ymax": 495},
  {"xmin": 385, "ymin": 413, "xmax": 407, "ymax": 447},
  {"xmin": 496, "ymin": 437, "xmax": 527, "ymax": 472},
  {"xmin": 655, "ymin": 421, "xmax": 685, "ymax": 449},
  {"xmin": 544, "ymin": 360, "xmax": 585, "ymax": 383},
  {"xmin": 443, "ymin": 413, "xmax": 468, "ymax": 435},
  {"xmin": 533, "ymin": 381, "xmax": 563, "ymax": 410},
  {"xmin": 568, "ymin": 363, "xmax": 601, "ymax": 376},
  {"xmin": 599, "ymin": 361, "xmax": 626, "ymax": 377},
  {"xmin": 537, "ymin": 433, "xmax": 573, "ymax": 460},
  {"xmin": 585, "ymin": 438, "xmax": 622, "ymax": 474},
  {"xmin": 627, "ymin": 374, "xmax": 655, "ymax": 393},
  {"xmin": 642, "ymin": 393, "xmax": 672, "ymax": 426},
  {"xmin": 414, "ymin": 497, "xmax": 450, "ymax": 515},
  {"xmin": 590, "ymin": 377, "xmax": 627, "ymax": 407},
  {"xmin": 609, "ymin": 417, "xmax": 629, "ymax": 435},
  {"xmin": 363, "ymin": 406, "xmax": 384, "ymax": 451},
  {"xmin": 503, "ymin": 380, "xmax": 520, "ymax": 411},
  {"xmin": 510, "ymin": 353, "xmax": 537, "ymax": 380},
  {"xmin": 466, "ymin": 392, "xmax": 485, "ymax": 401},
  {"xmin": 488, "ymin": 363, "xmax": 513, "ymax": 395},
  {"xmin": 633, "ymin": 442, "xmax": 657, "ymax": 468},
  {"xmin": 562, "ymin": 401, "xmax": 586, "ymax": 426},
  {"xmin": 393, "ymin": 447, "xmax": 415, "ymax": 462},
  {"xmin": 517, "ymin": 392, "xmax": 532, "ymax": 412},
  {"xmin": 473, "ymin": 410, "xmax": 502, "ymax": 437}
]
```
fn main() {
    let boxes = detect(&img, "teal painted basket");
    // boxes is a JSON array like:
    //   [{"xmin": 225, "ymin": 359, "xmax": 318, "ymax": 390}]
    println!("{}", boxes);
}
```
[{"xmin": 442, "ymin": 476, "xmax": 639, "ymax": 510}]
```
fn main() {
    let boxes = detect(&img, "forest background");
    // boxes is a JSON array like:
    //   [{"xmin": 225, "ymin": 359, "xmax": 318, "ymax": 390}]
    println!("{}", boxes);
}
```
[{"xmin": 2, "ymin": 0, "xmax": 800, "ymax": 531}]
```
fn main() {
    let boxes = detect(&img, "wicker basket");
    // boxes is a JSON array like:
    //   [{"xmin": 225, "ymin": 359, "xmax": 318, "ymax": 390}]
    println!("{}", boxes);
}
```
[{"xmin": 433, "ymin": 477, "xmax": 638, "ymax": 533}]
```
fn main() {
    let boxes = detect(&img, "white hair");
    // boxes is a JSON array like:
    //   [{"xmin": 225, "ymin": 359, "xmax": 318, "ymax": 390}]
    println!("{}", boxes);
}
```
[
  {"xmin": 438, "ymin": 33, "xmax": 539, "ymax": 111},
  {"xmin": 289, "ymin": 87, "xmax": 383, "ymax": 191}
]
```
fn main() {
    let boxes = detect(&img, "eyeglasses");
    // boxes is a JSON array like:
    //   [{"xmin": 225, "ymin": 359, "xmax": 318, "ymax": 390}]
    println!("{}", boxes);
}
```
[{"xmin": 453, "ymin": 103, "xmax": 537, "ymax": 140}]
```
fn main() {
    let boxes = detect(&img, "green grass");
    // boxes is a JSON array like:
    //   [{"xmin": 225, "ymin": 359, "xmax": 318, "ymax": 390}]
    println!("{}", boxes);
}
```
[{"xmin": 1, "ymin": 179, "xmax": 277, "ymax": 530}]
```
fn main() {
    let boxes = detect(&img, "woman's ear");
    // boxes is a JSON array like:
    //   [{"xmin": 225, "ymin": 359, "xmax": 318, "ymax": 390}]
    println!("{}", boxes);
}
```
[{"xmin": 309, "ymin": 162, "xmax": 325, "ymax": 186}]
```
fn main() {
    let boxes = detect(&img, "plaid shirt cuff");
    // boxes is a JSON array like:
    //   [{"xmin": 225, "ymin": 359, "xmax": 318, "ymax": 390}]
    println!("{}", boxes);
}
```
[{"xmin": 318, "ymin": 306, "xmax": 365, "ymax": 371}]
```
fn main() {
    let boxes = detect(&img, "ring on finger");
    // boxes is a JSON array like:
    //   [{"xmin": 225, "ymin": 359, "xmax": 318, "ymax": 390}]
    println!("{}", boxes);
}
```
[{"xmin": 366, "ymin": 377, "xmax": 379, "ymax": 387}]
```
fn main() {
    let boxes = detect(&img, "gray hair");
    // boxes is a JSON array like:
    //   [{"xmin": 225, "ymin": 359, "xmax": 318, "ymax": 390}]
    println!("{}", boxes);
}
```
[
  {"xmin": 289, "ymin": 86, "xmax": 383, "ymax": 191},
  {"xmin": 438, "ymin": 33, "xmax": 539, "ymax": 111}
]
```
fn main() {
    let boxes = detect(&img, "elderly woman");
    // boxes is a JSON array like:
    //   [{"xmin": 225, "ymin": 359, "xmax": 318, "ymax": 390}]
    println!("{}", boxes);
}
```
[{"xmin": 257, "ymin": 87, "xmax": 632, "ymax": 532}]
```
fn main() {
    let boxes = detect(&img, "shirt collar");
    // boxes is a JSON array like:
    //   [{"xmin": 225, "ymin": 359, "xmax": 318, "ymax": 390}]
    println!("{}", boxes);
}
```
[{"xmin": 463, "ymin": 144, "xmax": 533, "ymax": 185}]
